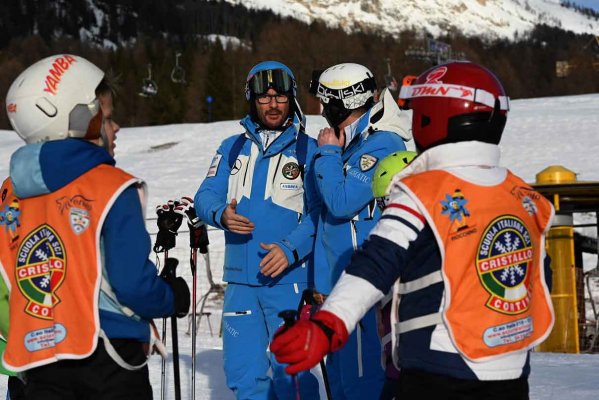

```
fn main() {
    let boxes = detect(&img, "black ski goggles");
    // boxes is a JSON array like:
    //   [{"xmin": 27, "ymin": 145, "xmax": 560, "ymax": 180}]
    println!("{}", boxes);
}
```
[{"xmin": 246, "ymin": 69, "xmax": 295, "ymax": 100}]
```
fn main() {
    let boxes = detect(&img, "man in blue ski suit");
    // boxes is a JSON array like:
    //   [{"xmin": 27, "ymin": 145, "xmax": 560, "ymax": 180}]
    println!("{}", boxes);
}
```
[
  {"xmin": 195, "ymin": 61, "xmax": 321, "ymax": 400},
  {"xmin": 308, "ymin": 63, "xmax": 412, "ymax": 399}
]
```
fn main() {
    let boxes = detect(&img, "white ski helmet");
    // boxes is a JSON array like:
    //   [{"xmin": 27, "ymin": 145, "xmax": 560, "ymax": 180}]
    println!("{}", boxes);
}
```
[
  {"xmin": 5, "ymin": 54, "xmax": 104, "ymax": 144},
  {"xmin": 309, "ymin": 63, "xmax": 377, "ymax": 127}
]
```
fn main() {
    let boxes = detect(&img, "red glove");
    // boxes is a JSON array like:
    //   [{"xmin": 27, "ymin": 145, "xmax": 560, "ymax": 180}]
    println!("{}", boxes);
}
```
[{"xmin": 270, "ymin": 310, "xmax": 349, "ymax": 375}]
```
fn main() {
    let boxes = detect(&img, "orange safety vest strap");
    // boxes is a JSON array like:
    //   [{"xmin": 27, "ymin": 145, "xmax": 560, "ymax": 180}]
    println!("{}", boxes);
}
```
[{"xmin": 399, "ymin": 170, "xmax": 555, "ymax": 361}]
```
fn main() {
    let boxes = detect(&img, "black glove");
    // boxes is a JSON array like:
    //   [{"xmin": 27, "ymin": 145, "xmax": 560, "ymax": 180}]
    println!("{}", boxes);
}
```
[
  {"xmin": 153, "ymin": 200, "xmax": 184, "ymax": 253},
  {"xmin": 159, "ymin": 258, "xmax": 190, "ymax": 318},
  {"xmin": 175, "ymin": 196, "xmax": 210, "ymax": 253}
]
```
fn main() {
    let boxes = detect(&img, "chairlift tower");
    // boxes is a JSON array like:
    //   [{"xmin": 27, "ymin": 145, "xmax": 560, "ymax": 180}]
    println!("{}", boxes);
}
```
[{"xmin": 556, "ymin": 34, "xmax": 599, "ymax": 78}]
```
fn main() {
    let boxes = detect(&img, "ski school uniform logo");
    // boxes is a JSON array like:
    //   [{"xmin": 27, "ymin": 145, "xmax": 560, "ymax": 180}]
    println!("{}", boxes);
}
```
[
  {"xmin": 476, "ymin": 215, "xmax": 533, "ymax": 315},
  {"xmin": 509, "ymin": 185, "xmax": 540, "ymax": 216},
  {"xmin": 16, "ymin": 224, "xmax": 66, "ymax": 320},
  {"xmin": 440, "ymin": 189, "xmax": 472, "ymax": 233},
  {"xmin": 69, "ymin": 208, "xmax": 90, "ymax": 235},
  {"xmin": 56, "ymin": 195, "xmax": 93, "ymax": 235},
  {"xmin": 282, "ymin": 162, "xmax": 300, "ymax": 180},
  {"xmin": 360, "ymin": 154, "xmax": 378, "ymax": 171},
  {"xmin": 0, "ymin": 198, "xmax": 21, "ymax": 243}
]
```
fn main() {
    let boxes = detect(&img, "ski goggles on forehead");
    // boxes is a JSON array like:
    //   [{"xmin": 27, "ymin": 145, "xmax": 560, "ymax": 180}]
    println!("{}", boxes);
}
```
[
  {"xmin": 399, "ymin": 83, "xmax": 510, "ymax": 111},
  {"xmin": 246, "ymin": 69, "xmax": 295, "ymax": 99}
]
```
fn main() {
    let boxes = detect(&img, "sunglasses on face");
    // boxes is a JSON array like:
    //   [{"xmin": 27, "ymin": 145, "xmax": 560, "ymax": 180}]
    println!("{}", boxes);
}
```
[{"xmin": 256, "ymin": 94, "xmax": 289, "ymax": 104}]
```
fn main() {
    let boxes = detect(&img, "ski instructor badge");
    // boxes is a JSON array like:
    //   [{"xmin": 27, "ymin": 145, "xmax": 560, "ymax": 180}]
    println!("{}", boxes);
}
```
[
  {"xmin": 360, "ymin": 154, "xmax": 378, "ymax": 171},
  {"xmin": 70, "ymin": 207, "xmax": 90, "ymax": 235}
]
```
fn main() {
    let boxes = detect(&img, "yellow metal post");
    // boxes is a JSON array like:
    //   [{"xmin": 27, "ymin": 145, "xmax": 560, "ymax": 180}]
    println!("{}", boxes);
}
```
[{"xmin": 536, "ymin": 166, "xmax": 579, "ymax": 353}]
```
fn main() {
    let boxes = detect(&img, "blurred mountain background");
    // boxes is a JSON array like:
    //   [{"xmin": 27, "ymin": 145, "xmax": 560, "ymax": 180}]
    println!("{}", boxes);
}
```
[{"xmin": 0, "ymin": 0, "xmax": 597, "ymax": 127}]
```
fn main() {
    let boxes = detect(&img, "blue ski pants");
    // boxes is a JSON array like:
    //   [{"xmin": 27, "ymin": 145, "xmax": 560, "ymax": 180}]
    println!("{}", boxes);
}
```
[
  {"xmin": 325, "ymin": 306, "xmax": 385, "ymax": 400},
  {"xmin": 222, "ymin": 283, "xmax": 320, "ymax": 400}
]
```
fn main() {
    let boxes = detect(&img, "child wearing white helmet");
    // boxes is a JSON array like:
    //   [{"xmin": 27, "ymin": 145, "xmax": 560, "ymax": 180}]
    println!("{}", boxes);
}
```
[{"xmin": 1, "ymin": 55, "xmax": 190, "ymax": 399}]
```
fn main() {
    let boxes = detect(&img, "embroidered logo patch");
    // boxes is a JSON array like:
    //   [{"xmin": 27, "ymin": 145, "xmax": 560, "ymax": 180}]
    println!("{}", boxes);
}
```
[
  {"xmin": 207, "ymin": 153, "xmax": 222, "ymax": 177},
  {"xmin": 56, "ymin": 195, "xmax": 93, "ymax": 235},
  {"xmin": 16, "ymin": 224, "xmax": 66, "ymax": 320},
  {"xmin": 69, "ymin": 208, "xmax": 90, "ymax": 235},
  {"xmin": 280, "ymin": 183, "xmax": 301, "ymax": 190},
  {"xmin": 282, "ymin": 162, "xmax": 300, "ymax": 180},
  {"xmin": 440, "ymin": 189, "xmax": 470, "ymax": 231},
  {"xmin": 231, "ymin": 159, "xmax": 243, "ymax": 175},
  {"xmin": 0, "ymin": 198, "xmax": 21, "ymax": 243},
  {"xmin": 360, "ymin": 154, "xmax": 378, "ymax": 171},
  {"xmin": 509, "ymin": 185, "xmax": 540, "ymax": 216},
  {"xmin": 476, "ymin": 216, "xmax": 533, "ymax": 315}
]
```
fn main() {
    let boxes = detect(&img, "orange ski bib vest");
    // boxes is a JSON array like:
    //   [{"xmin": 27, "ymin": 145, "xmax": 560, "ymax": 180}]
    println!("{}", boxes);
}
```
[
  {"xmin": 0, "ymin": 164, "xmax": 140, "ymax": 371},
  {"xmin": 399, "ymin": 170, "xmax": 554, "ymax": 361}
]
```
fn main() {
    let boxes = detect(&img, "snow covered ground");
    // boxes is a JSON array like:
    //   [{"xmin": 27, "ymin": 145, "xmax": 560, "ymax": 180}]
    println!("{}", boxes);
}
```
[{"xmin": 1, "ymin": 93, "xmax": 599, "ymax": 398}]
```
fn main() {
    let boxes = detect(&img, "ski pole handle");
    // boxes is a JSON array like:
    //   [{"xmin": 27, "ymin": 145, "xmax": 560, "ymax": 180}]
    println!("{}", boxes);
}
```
[
  {"xmin": 277, "ymin": 309, "xmax": 301, "ymax": 400},
  {"xmin": 278, "ymin": 310, "xmax": 298, "ymax": 330}
]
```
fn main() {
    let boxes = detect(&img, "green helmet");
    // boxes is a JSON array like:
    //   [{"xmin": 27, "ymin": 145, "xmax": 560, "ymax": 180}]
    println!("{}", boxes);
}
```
[{"xmin": 372, "ymin": 150, "xmax": 417, "ymax": 198}]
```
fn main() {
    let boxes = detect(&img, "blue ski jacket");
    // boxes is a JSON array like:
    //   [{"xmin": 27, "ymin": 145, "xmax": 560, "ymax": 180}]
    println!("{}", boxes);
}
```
[
  {"xmin": 313, "ymin": 98, "xmax": 410, "ymax": 291},
  {"xmin": 6, "ymin": 139, "xmax": 175, "ymax": 343},
  {"xmin": 195, "ymin": 114, "xmax": 320, "ymax": 286}
]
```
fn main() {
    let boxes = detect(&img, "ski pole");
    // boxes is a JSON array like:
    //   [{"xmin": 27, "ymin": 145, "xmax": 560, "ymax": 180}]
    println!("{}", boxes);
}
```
[
  {"xmin": 279, "ymin": 310, "xmax": 301, "ymax": 400},
  {"xmin": 298, "ymin": 289, "xmax": 332, "ymax": 400},
  {"xmin": 189, "ymin": 246, "xmax": 198, "ymax": 400},
  {"xmin": 171, "ymin": 301, "xmax": 182, "ymax": 400},
  {"xmin": 160, "ymin": 251, "xmax": 168, "ymax": 400},
  {"xmin": 164, "ymin": 257, "xmax": 183, "ymax": 400},
  {"xmin": 154, "ymin": 199, "xmax": 184, "ymax": 400}
]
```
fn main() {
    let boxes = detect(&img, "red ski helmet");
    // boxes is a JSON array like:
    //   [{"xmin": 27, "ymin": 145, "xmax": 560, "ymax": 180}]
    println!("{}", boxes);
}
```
[{"xmin": 399, "ymin": 61, "xmax": 510, "ymax": 151}]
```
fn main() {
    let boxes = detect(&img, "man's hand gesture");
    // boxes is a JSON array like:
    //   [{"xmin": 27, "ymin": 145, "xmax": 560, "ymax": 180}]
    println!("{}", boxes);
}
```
[{"xmin": 221, "ymin": 198, "xmax": 255, "ymax": 234}]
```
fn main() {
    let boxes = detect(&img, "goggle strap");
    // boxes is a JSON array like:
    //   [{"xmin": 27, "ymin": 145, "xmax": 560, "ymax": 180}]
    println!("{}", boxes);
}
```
[
  {"xmin": 315, "ymin": 76, "xmax": 376, "ymax": 101},
  {"xmin": 399, "ymin": 83, "xmax": 510, "ymax": 111}
]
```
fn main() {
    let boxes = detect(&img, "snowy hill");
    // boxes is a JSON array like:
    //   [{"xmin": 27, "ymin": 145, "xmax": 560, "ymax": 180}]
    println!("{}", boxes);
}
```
[
  {"xmin": 223, "ymin": 0, "xmax": 599, "ymax": 39},
  {"xmin": 1, "ymin": 93, "xmax": 599, "ymax": 398}
]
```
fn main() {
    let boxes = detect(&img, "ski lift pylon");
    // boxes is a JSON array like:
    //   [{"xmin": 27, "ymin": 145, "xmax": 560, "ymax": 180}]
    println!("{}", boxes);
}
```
[
  {"xmin": 139, "ymin": 63, "xmax": 158, "ymax": 97},
  {"xmin": 171, "ymin": 52, "xmax": 186, "ymax": 84}
]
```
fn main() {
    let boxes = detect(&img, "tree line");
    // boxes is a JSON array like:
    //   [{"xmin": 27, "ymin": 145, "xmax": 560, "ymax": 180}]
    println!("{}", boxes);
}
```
[{"xmin": 0, "ymin": 0, "xmax": 597, "ymax": 129}]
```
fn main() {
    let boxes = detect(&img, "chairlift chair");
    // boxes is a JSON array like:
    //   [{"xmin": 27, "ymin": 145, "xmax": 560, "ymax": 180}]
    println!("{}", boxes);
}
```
[
  {"xmin": 170, "ymin": 52, "xmax": 186, "ymax": 84},
  {"xmin": 139, "ymin": 63, "xmax": 158, "ymax": 97}
]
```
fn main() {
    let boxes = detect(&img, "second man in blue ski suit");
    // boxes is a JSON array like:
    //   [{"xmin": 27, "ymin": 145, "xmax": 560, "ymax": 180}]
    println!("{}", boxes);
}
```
[
  {"xmin": 308, "ymin": 63, "xmax": 412, "ymax": 399},
  {"xmin": 195, "ymin": 61, "xmax": 321, "ymax": 400}
]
